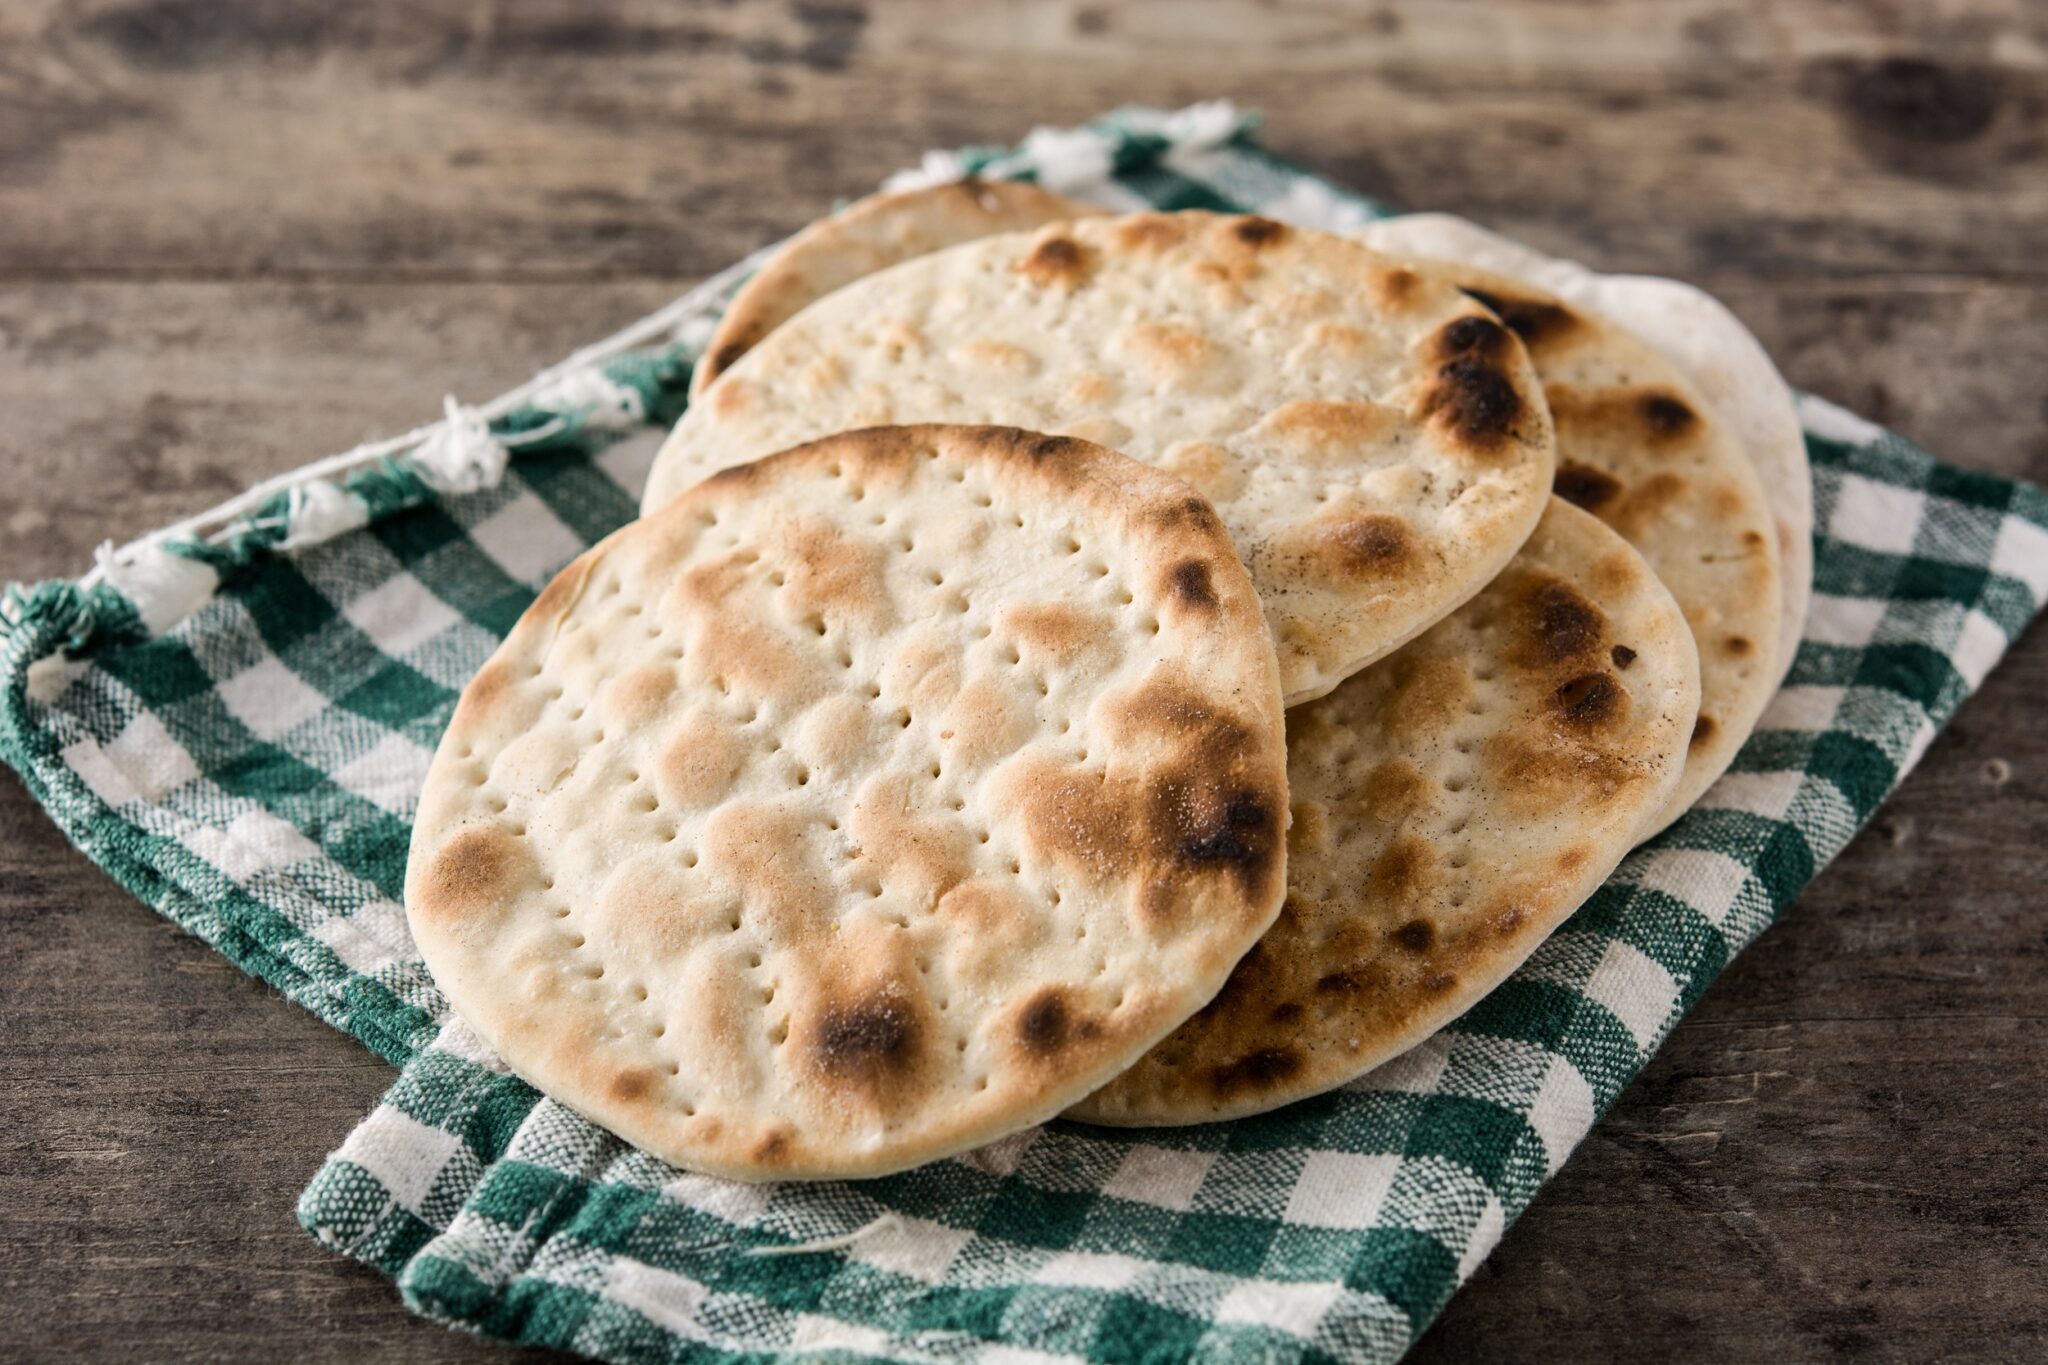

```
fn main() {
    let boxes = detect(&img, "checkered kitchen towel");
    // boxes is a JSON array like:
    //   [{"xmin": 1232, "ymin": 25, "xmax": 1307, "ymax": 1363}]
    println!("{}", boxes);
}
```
[{"xmin": 4, "ymin": 107, "xmax": 2045, "ymax": 1365}]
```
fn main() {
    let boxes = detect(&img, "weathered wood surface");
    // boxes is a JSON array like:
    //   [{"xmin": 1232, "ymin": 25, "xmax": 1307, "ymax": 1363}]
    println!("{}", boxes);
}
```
[{"xmin": 2, "ymin": 1, "xmax": 2045, "ymax": 1360}]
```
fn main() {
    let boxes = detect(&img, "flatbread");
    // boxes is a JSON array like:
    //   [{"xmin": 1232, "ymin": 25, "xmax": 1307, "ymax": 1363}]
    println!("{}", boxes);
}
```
[
  {"xmin": 1073, "ymin": 500, "xmax": 1699, "ymax": 1125},
  {"xmin": 691, "ymin": 180, "xmax": 1102, "ymax": 399},
  {"xmin": 1360, "ymin": 213, "xmax": 1811, "ymax": 682},
  {"xmin": 644, "ymin": 212, "xmax": 1559, "ymax": 706},
  {"xmin": 1340, "ymin": 248, "xmax": 1780, "ymax": 834},
  {"xmin": 407, "ymin": 425, "xmax": 1290, "ymax": 1181}
]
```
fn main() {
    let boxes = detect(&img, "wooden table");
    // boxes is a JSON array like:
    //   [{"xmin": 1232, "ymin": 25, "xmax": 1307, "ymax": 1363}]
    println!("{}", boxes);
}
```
[{"xmin": 4, "ymin": 2, "xmax": 2044, "ymax": 1359}]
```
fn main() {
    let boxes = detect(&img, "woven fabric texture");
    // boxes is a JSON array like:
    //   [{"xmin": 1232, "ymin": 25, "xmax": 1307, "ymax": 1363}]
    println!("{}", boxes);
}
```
[{"xmin": 2, "ymin": 108, "xmax": 2043, "ymax": 1365}]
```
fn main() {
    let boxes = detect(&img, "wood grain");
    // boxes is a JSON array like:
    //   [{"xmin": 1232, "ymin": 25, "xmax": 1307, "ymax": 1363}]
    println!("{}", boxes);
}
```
[
  {"xmin": 2, "ymin": 1, "xmax": 2044, "ymax": 1360},
  {"xmin": 4, "ymin": 1, "xmax": 2047, "ymax": 285}
]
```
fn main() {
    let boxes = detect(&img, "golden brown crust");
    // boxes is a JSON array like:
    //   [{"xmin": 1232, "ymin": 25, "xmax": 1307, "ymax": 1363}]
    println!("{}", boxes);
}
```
[
  {"xmin": 691, "ymin": 180, "xmax": 1104, "ymax": 398},
  {"xmin": 1070, "ymin": 501, "xmax": 1700, "ymax": 1126},
  {"xmin": 407, "ymin": 424, "xmax": 1289, "ymax": 1179},
  {"xmin": 646, "ymin": 211, "xmax": 1559, "ymax": 705}
]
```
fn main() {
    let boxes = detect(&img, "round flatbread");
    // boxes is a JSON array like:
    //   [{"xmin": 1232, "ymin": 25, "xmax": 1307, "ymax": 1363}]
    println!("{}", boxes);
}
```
[
  {"xmin": 691, "ymin": 179, "xmax": 1104, "ymax": 399},
  {"xmin": 408, "ymin": 425, "xmax": 1290, "ymax": 1180},
  {"xmin": 1342, "ymin": 247, "xmax": 1781, "ymax": 834},
  {"xmin": 645, "ymin": 212, "xmax": 1559, "ymax": 706},
  {"xmin": 1360, "ymin": 213, "xmax": 1811, "ymax": 682},
  {"xmin": 1072, "ymin": 500, "xmax": 1699, "ymax": 1126}
]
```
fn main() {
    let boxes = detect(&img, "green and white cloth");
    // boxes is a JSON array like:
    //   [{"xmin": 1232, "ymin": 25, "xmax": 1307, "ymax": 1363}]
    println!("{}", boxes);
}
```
[{"xmin": 3, "ymin": 106, "xmax": 2044, "ymax": 1365}]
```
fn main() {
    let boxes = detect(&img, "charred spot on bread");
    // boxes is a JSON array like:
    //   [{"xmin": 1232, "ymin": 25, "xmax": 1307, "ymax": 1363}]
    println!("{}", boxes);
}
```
[
  {"xmin": 1230, "ymin": 216, "xmax": 1288, "ymax": 248},
  {"xmin": 1421, "ymin": 356, "xmax": 1524, "ymax": 451},
  {"xmin": 1459, "ymin": 285, "xmax": 1580, "ymax": 347},
  {"xmin": 1555, "ymin": 461, "xmax": 1625, "ymax": 512},
  {"xmin": 1391, "ymin": 919, "xmax": 1435, "ymax": 953},
  {"xmin": 1521, "ymin": 578, "xmax": 1606, "ymax": 665},
  {"xmin": 1435, "ymin": 314, "xmax": 1512, "ymax": 362},
  {"xmin": 1640, "ymin": 391, "xmax": 1697, "ymax": 436},
  {"xmin": 1208, "ymin": 1046, "xmax": 1302, "ymax": 1098},
  {"xmin": 812, "ymin": 993, "xmax": 919, "ymax": 1079},
  {"xmin": 1170, "ymin": 559, "xmax": 1218, "ymax": 608},
  {"xmin": 1554, "ymin": 671, "xmax": 1623, "ymax": 727}
]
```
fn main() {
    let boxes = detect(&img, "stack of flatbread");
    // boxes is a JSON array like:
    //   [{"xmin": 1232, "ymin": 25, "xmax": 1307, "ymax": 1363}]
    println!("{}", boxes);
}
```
[{"xmin": 406, "ymin": 181, "xmax": 1810, "ymax": 1180}]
